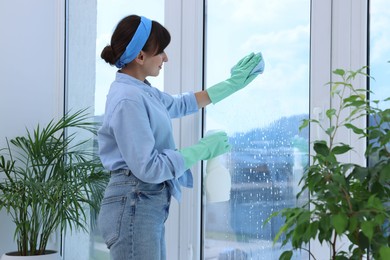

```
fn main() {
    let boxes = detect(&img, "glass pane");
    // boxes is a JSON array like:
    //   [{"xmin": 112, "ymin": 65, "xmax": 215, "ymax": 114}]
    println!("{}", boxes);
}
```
[
  {"xmin": 64, "ymin": 1, "xmax": 98, "ymax": 259},
  {"xmin": 203, "ymin": 1, "xmax": 310, "ymax": 259},
  {"xmin": 65, "ymin": 1, "xmax": 164, "ymax": 259},
  {"xmin": 369, "ymin": 1, "xmax": 390, "ymax": 104},
  {"xmin": 368, "ymin": 2, "xmax": 390, "ymax": 164}
]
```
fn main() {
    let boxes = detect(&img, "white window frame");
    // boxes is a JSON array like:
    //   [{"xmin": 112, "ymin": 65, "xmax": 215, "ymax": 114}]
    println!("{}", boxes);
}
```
[
  {"xmin": 311, "ymin": 0, "xmax": 368, "ymax": 257},
  {"xmin": 164, "ymin": 0, "xmax": 204, "ymax": 259},
  {"xmin": 165, "ymin": 0, "xmax": 368, "ymax": 259}
]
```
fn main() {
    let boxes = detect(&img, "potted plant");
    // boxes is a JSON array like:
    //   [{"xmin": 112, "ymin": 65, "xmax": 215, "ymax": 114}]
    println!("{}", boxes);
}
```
[
  {"xmin": 0, "ymin": 109, "xmax": 109, "ymax": 259},
  {"xmin": 266, "ymin": 67, "xmax": 390, "ymax": 259}
]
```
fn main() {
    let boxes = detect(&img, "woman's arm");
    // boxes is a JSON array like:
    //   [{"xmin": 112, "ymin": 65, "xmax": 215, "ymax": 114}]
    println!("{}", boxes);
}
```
[{"xmin": 194, "ymin": 90, "xmax": 212, "ymax": 108}]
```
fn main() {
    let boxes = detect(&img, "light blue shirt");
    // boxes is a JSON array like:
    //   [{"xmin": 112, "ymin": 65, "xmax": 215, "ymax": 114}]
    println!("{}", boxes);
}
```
[{"xmin": 97, "ymin": 72, "xmax": 199, "ymax": 201}]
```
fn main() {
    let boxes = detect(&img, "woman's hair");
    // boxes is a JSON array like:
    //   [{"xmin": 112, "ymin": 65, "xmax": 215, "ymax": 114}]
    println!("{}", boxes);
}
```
[{"xmin": 101, "ymin": 15, "xmax": 171, "ymax": 66}]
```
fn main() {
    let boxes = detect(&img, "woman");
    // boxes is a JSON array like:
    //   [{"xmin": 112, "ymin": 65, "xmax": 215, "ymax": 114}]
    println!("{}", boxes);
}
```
[{"xmin": 97, "ymin": 14, "xmax": 263, "ymax": 260}]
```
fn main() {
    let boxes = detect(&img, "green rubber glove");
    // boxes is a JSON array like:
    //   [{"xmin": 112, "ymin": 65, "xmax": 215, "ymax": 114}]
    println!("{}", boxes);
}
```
[
  {"xmin": 206, "ymin": 52, "xmax": 263, "ymax": 104},
  {"xmin": 179, "ymin": 131, "xmax": 231, "ymax": 169}
]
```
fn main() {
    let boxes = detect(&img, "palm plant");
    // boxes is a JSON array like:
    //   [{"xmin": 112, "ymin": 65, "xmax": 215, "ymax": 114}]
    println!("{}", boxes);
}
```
[{"xmin": 0, "ymin": 109, "xmax": 109, "ymax": 256}]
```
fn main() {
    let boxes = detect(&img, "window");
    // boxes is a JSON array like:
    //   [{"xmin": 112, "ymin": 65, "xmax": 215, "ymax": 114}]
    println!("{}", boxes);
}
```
[
  {"xmin": 63, "ymin": 0, "xmax": 372, "ymax": 259},
  {"xmin": 203, "ymin": 0, "xmax": 310, "ymax": 258},
  {"xmin": 64, "ymin": 1, "xmax": 164, "ymax": 259}
]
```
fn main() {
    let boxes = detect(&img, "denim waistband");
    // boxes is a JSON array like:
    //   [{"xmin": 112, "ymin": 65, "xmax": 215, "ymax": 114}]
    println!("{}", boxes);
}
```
[{"xmin": 111, "ymin": 169, "xmax": 132, "ymax": 176}]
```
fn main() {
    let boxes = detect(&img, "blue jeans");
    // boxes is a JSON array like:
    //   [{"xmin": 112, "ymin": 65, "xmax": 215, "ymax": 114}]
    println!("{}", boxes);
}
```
[{"xmin": 98, "ymin": 170, "xmax": 171, "ymax": 260}]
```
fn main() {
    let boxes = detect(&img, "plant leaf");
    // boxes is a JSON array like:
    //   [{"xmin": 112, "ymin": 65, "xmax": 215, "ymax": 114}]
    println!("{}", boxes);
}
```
[
  {"xmin": 344, "ymin": 123, "xmax": 365, "ymax": 135},
  {"xmin": 331, "ymin": 144, "xmax": 352, "ymax": 155},
  {"xmin": 299, "ymin": 119, "xmax": 309, "ymax": 132},
  {"xmin": 367, "ymin": 195, "xmax": 384, "ymax": 210},
  {"xmin": 279, "ymin": 250, "xmax": 293, "ymax": 260},
  {"xmin": 325, "ymin": 126, "xmax": 335, "ymax": 136},
  {"xmin": 379, "ymin": 164, "xmax": 390, "ymax": 185},
  {"xmin": 333, "ymin": 69, "xmax": 345, "ymax": 76},
  {"xmin": 351, "ymin": 165, "xmax": 368, "ymax": 182},
  {"xmin": 381, "ymin": 108, "xmax": 390, "ymax": 122},
  {"xmin": 313, "ymin": 141, "xmax": 330, "ymax": 157},
  {"xmin": 361, "ymin": 221, "xmax": 374, "ymax": 241},
  {"xmin": 332, "ymin": 173, "xmax": 346, "ymax": 186},
  {"xmin": 368, "ymin": 129, "xmax": 383, "ymax": 140},
  {"xmin": 380, "ymin": 246, "xmax": 390, "ymax": 259},
  {"xmin": 331, "ymin": 213, "xmax": 348, "ymax": 235},
  {"xmin": 326, "ymin": 109, "xmax": 336, "ymax": 119},
  {"xmin": 348, "ymin": 216, "xmax": 358, "ymax": 234}
]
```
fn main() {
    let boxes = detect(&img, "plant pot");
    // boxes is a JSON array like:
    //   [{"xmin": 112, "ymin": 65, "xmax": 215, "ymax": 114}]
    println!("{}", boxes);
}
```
[{"xmin": 1, "ymin": 251, "xmax": 61, "ymax": 260}]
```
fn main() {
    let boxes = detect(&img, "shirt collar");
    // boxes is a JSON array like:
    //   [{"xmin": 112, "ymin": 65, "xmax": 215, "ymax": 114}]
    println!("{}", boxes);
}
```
[{"xmin": 115, "ymin": 72, "xmax": 152, "ymax": 90}]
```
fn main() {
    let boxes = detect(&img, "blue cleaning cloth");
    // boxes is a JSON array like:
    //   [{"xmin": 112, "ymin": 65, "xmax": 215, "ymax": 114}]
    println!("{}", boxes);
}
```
[
  {"xmin": 250, "ymin": 52, "xmax": 265, "ymax": 75},
  {"xmin": 231, "ymin": 52, "xmax": 265, "ymax": 76}
]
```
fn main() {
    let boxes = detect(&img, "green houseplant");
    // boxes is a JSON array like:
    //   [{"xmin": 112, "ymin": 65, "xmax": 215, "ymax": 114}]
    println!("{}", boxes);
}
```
[
  {"xmin": 267, "ymin": 67, "xmax": 390, "ymax": 259},
  {"xmin": 0, "ymin": 109, "xmax": 109, "ymax": 257}
]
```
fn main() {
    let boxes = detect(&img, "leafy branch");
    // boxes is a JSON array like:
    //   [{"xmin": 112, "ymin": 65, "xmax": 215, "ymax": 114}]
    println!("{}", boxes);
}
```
[
  {"xmin": 266, "ymin": 67, "xmax": 390, "ymax": 260},
  {"xmin": 0, "ymin": 109, "xmax": 109, "ymax": 256}
]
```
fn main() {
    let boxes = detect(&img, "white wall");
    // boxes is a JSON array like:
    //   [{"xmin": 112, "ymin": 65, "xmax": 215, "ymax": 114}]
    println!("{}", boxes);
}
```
[{"xmin": 0, "ymin": 0, "xmax": 65, "ymax": 255}]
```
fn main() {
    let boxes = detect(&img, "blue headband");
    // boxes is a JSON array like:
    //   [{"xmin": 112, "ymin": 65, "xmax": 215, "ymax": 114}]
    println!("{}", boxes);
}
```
[{"xmin": 115, "ymin": 16, "xmax": 152, "ymax": 68}]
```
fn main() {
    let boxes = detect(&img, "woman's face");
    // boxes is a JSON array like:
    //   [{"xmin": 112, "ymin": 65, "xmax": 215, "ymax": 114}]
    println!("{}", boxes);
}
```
[{"xmin": 143, "ymin": 51, "xmax": 168, "ymax": 77}]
